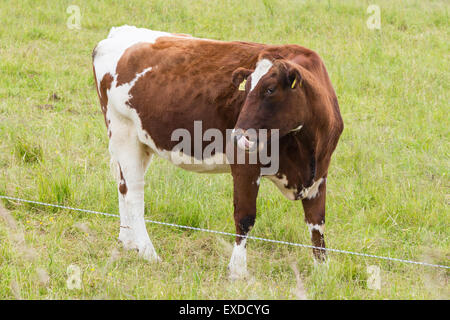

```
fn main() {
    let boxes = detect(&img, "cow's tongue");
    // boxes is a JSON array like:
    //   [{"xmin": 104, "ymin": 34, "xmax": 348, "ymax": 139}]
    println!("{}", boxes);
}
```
[{"xmin": 237, "ymin": 135, "xmax": 255, "ymax": 150}]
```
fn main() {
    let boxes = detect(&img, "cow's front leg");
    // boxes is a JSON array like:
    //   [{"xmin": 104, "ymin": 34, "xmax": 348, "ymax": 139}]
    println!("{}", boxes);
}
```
[
  {"xmin": 302, "ymin": 178, "xmax": 327, "ymax": 262},
  {"xmin": 228, "ymin": 165, "xmax": 260, "ymax": 280}
]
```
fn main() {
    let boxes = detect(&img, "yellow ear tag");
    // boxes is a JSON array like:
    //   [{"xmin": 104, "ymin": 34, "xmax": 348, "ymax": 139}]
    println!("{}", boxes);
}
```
[
  {"xmin": 291, "ymin": 78, "xmax": 297, "ymax": 89},
  {"xmin": 239, "ymin": 79, "xmax": 247, "ymax": 91}
]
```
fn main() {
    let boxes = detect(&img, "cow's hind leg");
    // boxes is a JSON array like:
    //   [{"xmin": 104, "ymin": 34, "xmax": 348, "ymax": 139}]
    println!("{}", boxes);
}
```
[
  {"xmin": 302, "ymin": 178, "xmax": 327, "ymax": 262},
  {"xmin": 108, "ymin": 115, "xmax": 159, "ymax": 262}
]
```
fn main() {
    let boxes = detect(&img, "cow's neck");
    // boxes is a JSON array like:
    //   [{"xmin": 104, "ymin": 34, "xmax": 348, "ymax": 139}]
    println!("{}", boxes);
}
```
[
  {"xmin": 273, "ymin": 118, "xmax": 332, "ymax": 198},
  {"xmin": 301, "ymin": 119, "xmax": 332, "ymax": 171}
]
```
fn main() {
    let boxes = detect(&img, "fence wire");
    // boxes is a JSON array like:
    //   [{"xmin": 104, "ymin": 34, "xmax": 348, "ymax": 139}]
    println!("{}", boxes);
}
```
[{"xmin": 0, "ymin": 195, "xmax": 448, "ymax": 269}]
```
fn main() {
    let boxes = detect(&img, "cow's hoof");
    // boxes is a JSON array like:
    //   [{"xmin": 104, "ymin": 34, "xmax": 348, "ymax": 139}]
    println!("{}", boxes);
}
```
[
  {"xmin": 118, "ymin": 237, "xmax": 160, "ymax": 262},
  {"xmin": 228, "ymin": 264, "xmax": 249, "ymax": 281},
  {"xmin": 228, "ymin": 271, "xmax": 249, "ymax": 281},
  {"xmin": 313, "ymin": 256, "xmax": 329, "ymax": 267},
  {"xmin": 138, "ymin": 243, "xmax": 161, "ymax": 262}
]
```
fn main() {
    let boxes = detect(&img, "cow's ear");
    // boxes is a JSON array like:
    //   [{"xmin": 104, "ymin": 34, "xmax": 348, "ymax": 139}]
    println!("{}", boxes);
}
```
[
  {"xmin": 287, "ymin": 65, "xmax": 302, "ymax": 89},
  {"xmin": 232, "ymin": 67, "xmax": 253, "ymax": 87}
]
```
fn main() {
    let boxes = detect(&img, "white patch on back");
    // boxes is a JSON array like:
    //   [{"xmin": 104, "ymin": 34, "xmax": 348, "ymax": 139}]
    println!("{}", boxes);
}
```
[
  {"xmin": 250, "ymin": 59, "xmax": 273, "ymax": 92},
  {"xmin": 93, "ymin": 25, "xmax": 172, "ymax": 96},
  {"xmin": 108, "ymin": 67, "xmax": 152, "ymax": 117}
]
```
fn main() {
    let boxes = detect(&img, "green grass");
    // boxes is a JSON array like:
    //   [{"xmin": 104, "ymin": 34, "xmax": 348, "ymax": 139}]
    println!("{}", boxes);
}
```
[{"xmin": 0, "ymin": 0, "xmax": 449, "ymax": 299}]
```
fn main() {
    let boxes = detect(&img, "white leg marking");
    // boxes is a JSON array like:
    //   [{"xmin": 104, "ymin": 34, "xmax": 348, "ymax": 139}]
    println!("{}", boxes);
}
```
[
  {"xmin": 307, "ymin": 223, "xmax": 325, "ymax": 237},
  {"xmin": 228, "ymin": 238, "xmax": 248, "ymax": 280},
  {"xmin": 307, "ymin": 223, "xmax": 327, "ymax": 264},
  {"xmin": 118, "ymin": 182, "xmax": 159, "ymax": 262},
  {"xmin": 108, "ymin": 110, "xmax": 159, "ymax": 262}
]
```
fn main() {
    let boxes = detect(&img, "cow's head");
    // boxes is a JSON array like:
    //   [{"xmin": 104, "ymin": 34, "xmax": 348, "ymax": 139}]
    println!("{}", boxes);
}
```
[{"xmin": 231, "ymin": 55, "xmax": 310, "ymax": 152}]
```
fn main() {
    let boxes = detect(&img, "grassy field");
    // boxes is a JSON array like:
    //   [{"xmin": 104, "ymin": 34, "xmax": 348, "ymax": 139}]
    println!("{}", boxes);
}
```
[{"xmin": 0, "ymin": 0, "xmax": 448, "ymax": 299}]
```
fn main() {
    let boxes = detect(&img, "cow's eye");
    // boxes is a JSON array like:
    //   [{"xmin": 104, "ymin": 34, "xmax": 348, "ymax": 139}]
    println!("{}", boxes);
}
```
[{"xmin": 266, "ymin": 87, "xmax": 275, "ymax": 95}]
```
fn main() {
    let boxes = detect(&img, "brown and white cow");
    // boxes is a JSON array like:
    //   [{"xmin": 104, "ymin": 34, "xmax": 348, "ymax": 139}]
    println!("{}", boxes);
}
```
[{"xmin": 92, "ymin": 26, "xmax": 343, "ymax": 280}]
